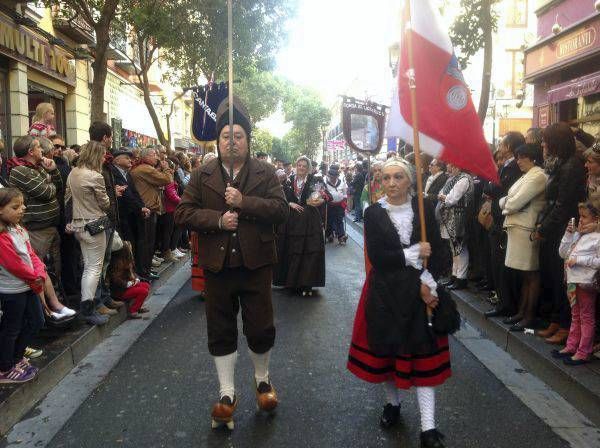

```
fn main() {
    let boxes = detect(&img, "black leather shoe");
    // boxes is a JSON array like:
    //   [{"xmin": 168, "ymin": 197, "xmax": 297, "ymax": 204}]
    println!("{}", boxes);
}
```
[
  {"xmin": 447, "ymin": 279, "xmax": 467, "ymax": 290},
  {"xmin": 551, "ymin": 349, "xmax": 574, "ymax": 359},
  {"xmin": 484, "ymin": 308, "xmax": 509, "ymax": 318},
  {"xmin": 509, "ymin": 323, "xmax": 529, "ymax": 332},
  {"xmin": 379, "ymin": 403, "xmax": 401, "ymax": 429},
  {"xmin": 439, "ymin": 276, "xmax": 456, "ymax": 287},
  {"xmin": 502, "ymin": 315, "xmax": 523, "ymax": 325},
  {"xmin": 146, "ymin": 272, "xmax": 159, "ymax": 281},
  {"xmin": 477, "ymin": 283, "xmax": 492, "ymax": 292},
  {"xmin": 420, "ymin": 428, "xmax": 445, "ymax": 448}
]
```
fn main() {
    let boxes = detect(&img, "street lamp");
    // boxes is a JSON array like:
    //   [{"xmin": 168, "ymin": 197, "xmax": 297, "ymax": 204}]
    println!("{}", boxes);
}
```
[{"xmin": 388, "ymin": 43, "xmax": 400, "ymax": 78}]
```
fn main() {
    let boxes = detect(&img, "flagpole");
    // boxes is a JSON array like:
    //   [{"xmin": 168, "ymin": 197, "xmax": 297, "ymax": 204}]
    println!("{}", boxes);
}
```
[
  {"xmin": 405, "ymin": 0, "xmax": 433, "ymax": 325},
  {"xmin": 227, "ymin": 0, "xmax": 234, "ymax": 181}
]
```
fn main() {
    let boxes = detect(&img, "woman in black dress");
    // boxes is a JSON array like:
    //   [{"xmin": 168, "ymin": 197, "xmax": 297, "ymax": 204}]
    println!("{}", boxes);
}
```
[
  {"xmin": 348, "ymin": 158, "xmax": 451, "ymax": 448},
  {"xmin": 274, "ymin": 156, "xmax": 330, "ymax": 296}
]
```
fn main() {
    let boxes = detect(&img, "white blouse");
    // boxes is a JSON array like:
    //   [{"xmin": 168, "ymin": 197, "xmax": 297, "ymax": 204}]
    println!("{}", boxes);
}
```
[{"xmin": 379, "ymin": 197, "xmax": 438, "ymax": 296}]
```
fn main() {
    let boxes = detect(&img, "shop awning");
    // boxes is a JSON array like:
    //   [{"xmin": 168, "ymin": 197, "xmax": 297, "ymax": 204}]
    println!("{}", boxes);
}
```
[{"xmin": 547, "ymin": 71, "xmax": 600, "ymax": 104}]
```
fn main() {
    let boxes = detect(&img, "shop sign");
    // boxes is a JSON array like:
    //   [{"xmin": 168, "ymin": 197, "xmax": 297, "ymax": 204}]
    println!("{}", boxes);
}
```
[
  {"xmin": 0, "ymin": 14, "xmax": 76, "ymax": 86},
  {"xmin": 525, "ymin": 18, "xmax": 600, "ymax": 80},
  {"xmin": 547, "ymin": 71, "xmax": 600, "ymax": 103},
  {"xmin": 538, "ymin": 104, "xmax": 550, "ymax": 128}
]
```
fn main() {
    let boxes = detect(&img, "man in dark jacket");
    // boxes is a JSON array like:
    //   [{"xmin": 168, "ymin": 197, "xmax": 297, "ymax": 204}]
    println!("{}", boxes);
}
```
[
  {"xmin": 424, "ymin": 159, "xmax": 448, "ymax": 205},
  {"xmin": 110, "ymin": 148, "xmax": 150, "ymax": 266},
  {"xmin": 484, "ymin": 132, "xmax": 525, "ymax": 318},
  {"xmin": 351, "ymin": 163, "xmax": 366, "ymax": 222},
  {"xmin": 175, "ymin": 97, "xmax": 288, "ymax": 426}
]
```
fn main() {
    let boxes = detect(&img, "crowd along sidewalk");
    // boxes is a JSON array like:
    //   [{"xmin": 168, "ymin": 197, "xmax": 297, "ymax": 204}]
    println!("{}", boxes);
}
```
[
  {"xmin": 344, "ymin": 214, "xmax": 600, "ymax": 428},
  {"xmin": 0, "ymin": 256, "xmax": 191, "ymax": 437}
]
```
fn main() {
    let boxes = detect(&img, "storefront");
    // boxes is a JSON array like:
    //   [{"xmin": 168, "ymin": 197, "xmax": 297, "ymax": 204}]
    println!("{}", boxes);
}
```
[
  {"xmin": 524, "ymin": 12, "xmax": 600, "ymax": 136},
  {"xmin": 0, "ymin": 10, "xmax": 77, "ymax": 153}
]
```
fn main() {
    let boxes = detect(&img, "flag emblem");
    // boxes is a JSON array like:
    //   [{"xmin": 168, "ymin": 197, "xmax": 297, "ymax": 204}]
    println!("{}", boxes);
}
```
[{"xmin": 446, "ymin": 85, "xmax": 468, "ymax": 111}]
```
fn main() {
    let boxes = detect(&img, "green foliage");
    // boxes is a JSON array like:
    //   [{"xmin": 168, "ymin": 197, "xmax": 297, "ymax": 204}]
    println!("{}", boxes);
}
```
[
  {"xmin": 280, "ymin": 85, "xmax": 331, "ymax": 160},
  {"xmin": 158, "ymin": 0, "xmax": 297, "ymax": 87},
  {"xmin": 449, "ymin": 0, "xmax": 499, "ymax": 69},
  {"xmin": 252, "ymin": 128, "xmax": 274, "ymax": 154},
  {"xmin": 237, "ymin": 69, "xmax": 285, "ymax": 124}
]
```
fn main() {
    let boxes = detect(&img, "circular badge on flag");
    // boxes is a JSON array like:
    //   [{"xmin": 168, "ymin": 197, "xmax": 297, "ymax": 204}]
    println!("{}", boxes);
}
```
[{"xmin": 446, "ymin": 85, "xmax": 468, "ymax": 111}]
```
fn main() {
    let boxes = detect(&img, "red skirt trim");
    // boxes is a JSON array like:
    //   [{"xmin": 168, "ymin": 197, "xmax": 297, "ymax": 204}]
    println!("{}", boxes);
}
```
[{"xmin": 347, "ymin": 272, "xmax": 452, "ymax": 389}]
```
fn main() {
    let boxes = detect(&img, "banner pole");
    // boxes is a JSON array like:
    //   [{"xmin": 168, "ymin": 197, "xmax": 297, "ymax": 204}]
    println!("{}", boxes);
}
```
[
  {"xmin": 227, "ymin": 0, "xmax": 234, "ymax": 181},
  {"xmin": 405, "ymin": 0, "xmax": 433, "ymax": 324}
]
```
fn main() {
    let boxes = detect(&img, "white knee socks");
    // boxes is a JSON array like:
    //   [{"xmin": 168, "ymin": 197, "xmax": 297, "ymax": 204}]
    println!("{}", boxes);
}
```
[
  {"xmin": 416, "ymin": 386, "xmax": 436, "ymax": 432},
  {"xmin": 248, "ymin": 349, "xmax": 271, "ymax": 384},
  {"xmin": 213, "ymin": 351, "xmax": 238, "ymax": 399},
  {"xmin": 383, "ymin": 380, "xmax": 400, "ymax": 406}
]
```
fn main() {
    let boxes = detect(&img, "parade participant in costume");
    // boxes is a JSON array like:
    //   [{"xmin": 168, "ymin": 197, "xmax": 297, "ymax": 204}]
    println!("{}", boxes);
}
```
[
  {"xmin": 273, "ymin": 155, "xmax": 330, "ymax": 296},
  {"xmin": 360, "ymin": 160, "xmax": 385, "ymax": 211},
  {"xmin": 347, "ymin": 158, "xmax": 453, "ymax": 448},
  {"xmin": 437, "ymin": 164, "xmax": 474, "ymax": 290},
  {"xmin": 325, "ymin": 164, "xmax": 348, "ymax": 245},
  {"xmin": 175, "ymin": 97, "xmax": 288, "ymax": 430}
]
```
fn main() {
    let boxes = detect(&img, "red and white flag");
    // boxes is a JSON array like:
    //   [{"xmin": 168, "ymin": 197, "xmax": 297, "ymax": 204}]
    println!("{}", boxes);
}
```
[{"xmin": 388, "ymin": 0, "xmax": 498, "ymax": 183}]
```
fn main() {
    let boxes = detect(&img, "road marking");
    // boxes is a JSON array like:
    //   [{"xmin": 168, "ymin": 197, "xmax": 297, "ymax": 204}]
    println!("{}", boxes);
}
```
[{"xmin": 1, "ymin": 265, "xmax": 191, "ymax": 448}]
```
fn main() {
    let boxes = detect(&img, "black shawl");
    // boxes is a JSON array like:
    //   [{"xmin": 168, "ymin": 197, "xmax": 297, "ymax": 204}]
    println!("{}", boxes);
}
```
[{"xmin": 364, "ymin": 197, "xmax": 450, "ymax": 356}]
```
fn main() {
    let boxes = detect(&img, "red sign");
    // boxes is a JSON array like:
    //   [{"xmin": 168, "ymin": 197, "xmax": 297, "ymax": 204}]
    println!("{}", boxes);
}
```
[{"xmin": 525, "ymin": 17, "xmax": 600, "ymax": 80}]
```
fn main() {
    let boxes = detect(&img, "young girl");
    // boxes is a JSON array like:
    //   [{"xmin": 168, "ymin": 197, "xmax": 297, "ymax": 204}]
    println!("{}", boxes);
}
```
[
  {"xmin": 108, "ymin": 242, "xmax": 150, "ymax": 319},
  {"xmin": 0, "ymin": 188, "xmax": 46, "ymax": 383},
  {"xmin": 28, "ymin": 102, "xmax": 56, "ymax": 138},
  {"xmin": 556, "ymin": 200, "xmax": 600, "ymax": 365}
]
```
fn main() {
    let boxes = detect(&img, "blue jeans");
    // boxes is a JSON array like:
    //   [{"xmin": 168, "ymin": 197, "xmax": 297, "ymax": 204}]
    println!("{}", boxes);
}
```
[
  {"xmin": 0, "ymin": 291, "xmax": 45, "ymax": 371},
  {"xmin": 353, "ymin": 195, "xmax": 363, "ymax": 221}
]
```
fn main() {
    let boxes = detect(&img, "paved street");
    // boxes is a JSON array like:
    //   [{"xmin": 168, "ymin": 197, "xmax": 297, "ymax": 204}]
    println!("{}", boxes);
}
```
[{"xmin": 45, "ymin": 238, "xmax": 569, "ymax": 448}]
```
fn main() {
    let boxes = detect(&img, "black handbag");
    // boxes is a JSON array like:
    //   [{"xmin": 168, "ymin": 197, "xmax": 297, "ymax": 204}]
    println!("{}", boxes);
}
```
[
  {"xmin": 432, "ymin": 288, "xmax": 461, "ymax": 335},
  {"xmin": 84, "ymin": 216, "xmax": 112, "ymax": 236}
]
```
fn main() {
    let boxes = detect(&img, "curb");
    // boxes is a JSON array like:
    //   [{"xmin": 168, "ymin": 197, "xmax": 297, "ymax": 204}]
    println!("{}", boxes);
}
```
[
  {"xmin": 0, "ymin": 257, "xmax": 189, "ymax": 437},
  {"xmin": 451, "ymin": 287, "xmax": 600, "ymax": 428}
]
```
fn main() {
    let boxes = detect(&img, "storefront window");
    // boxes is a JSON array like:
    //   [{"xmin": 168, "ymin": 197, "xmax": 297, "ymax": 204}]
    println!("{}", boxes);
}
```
[{"xmin": 27, "ymin": 83, "xmax": 66, "ymax": 138}]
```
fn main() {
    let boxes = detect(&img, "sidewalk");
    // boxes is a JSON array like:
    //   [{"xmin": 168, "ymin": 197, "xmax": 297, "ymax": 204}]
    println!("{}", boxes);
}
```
[
  {"xmin": 344, "ymin": 214, "xmax": 600, "ymax": 427},
  {"xmin": 0, "ymin": 256, "xmax": 190, "ymax": 436}
]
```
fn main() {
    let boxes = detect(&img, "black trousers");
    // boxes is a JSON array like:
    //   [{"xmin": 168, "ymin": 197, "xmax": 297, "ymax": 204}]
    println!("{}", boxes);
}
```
[
  {"xmin": 137, "ymin": 212, "xmax": 157, "ymax": 276},
  {"xmin": 539, "ymin": 234, "xmax": 571, "ymax": 329},
  {"xmin": 159, "ymin": 212, "xmax": 175, "ymax": 254},
  {"xmin": 0, "ymin": 291, "xmax": 44, "ymax": 372},
  {"xmin": 204, "ymin": 266, "xmax": 275, "ymax": 356},
  {"xmin": 488, "ymin": 226, "xmax": 517, "ymax": 313}
]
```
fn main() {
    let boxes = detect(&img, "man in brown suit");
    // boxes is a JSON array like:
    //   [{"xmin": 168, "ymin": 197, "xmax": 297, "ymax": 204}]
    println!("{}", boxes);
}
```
[{"xmin": 175, "ymin": 97, "xmax": 288, "ymax": 428}]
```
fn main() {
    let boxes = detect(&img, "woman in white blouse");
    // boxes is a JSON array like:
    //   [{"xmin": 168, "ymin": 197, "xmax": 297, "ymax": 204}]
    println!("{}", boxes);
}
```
[
  {"xmin": 348, "ymin": 158, "xmax": 451, "ymax": 448},
  {"xmin": 500, "ymin": 143, "xmax": 547, "ymax": 331}
]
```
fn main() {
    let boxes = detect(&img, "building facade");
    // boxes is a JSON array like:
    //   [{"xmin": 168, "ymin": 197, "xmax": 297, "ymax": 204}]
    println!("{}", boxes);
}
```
[
  {"xmin": 0, "ymin": 1, "xmax": 194, "ymax": 156},
  {"xmin": 524, "ymin": 0, "xmax": 600, "ymax": 137}
]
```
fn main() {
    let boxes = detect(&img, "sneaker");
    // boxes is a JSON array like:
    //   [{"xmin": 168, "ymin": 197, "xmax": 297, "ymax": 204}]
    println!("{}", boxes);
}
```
[
  {"xmin": 0, "ymin": 365, "xmax": 38, "ymax": 384},
  {"xmin": 84, "ymin": 310, "xmax": 109, "ymax": 325},
  {"xmin": 177, "ymin": 247, "xmax": 190, "ymax": 253},
  {"xmin": 24, "ymin": 347, "xmax": 43, "ymax": 358},
  {"xmin": 172, "ymin": 249, "xmax": 186, "ymax": 258},
  {"xmin": 153, "ymin": 254, "xmax": 164, "ymax": 262},
  {"xmin": 152, "ymin": 259, "xmax": 162, "ymax": 268},
  {"xmin": 161, "ymin": 251, "xmax": 178, "ymax": 263},
  {"xmin": 55, "ymin": 306, "xmax": 76, "ymax": 318}
]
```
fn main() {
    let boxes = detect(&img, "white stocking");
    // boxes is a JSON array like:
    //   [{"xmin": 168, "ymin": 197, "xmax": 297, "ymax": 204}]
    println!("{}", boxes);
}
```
[
  {"xmin": 383, "ymin": 380, "xmax": 400, "ymax": 406},
  {"xmin": 248, "ymin": 349, "xmax": 271, "ymax": 384},
  {"xmin": 213, "ymin": 351, "xmax": 237, "ymax": 399},
  {"xmin": 416, "ymin": 386, "xmax": 436, "ymax": 432}
]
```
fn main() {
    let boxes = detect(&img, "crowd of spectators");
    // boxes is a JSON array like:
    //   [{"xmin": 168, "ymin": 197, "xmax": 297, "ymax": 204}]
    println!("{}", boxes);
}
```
[{"xmin": 0, "ymin": 103, "xmax": 194, "ymax": 383}]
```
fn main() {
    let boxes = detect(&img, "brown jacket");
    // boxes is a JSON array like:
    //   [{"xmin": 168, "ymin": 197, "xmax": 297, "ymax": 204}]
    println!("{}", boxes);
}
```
[
  {"xmin": 129, "ymin": 163, "xmax": 173, "ymax": 213},
  {"xmin": 175, "ymin": 158, "xmax": 288, "ymax": 273}
]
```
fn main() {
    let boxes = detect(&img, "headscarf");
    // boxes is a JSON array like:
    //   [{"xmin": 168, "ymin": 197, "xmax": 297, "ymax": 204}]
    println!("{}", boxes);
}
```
[{"xmin": 383, "ymin": 157, "xmax": 413, "ymax": 184}]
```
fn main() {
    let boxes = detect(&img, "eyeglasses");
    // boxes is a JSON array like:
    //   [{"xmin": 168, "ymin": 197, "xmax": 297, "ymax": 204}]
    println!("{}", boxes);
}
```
[{"xmin": 54, "ymin": 144, "xmax": 66, "ymax": 150}]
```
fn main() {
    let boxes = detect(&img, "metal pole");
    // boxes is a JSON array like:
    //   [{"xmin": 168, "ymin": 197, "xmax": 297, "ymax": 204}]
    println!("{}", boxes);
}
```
[{"xmin": 227, "ymin": 0, "xmax": 234, "ymax": 181}]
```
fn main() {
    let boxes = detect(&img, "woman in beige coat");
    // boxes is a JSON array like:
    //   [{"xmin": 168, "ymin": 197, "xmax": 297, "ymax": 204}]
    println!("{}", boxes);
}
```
[
  {"xmin": 500, "ymin": 143, "xmax": 547, "ymax": 331},
  {"xmin": 66, "ymin": 141, "xmax": 111, "ymax": 326}
]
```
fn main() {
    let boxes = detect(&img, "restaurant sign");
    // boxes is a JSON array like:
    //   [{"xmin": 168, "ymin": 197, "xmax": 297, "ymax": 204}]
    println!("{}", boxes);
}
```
[
  {"xmin": 525, "ymin": 18, "xmax": 600, "ymax": 80},
  {"xmin": 0, "ymin": 14, "xmax": 76, "ymax": 86}
]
